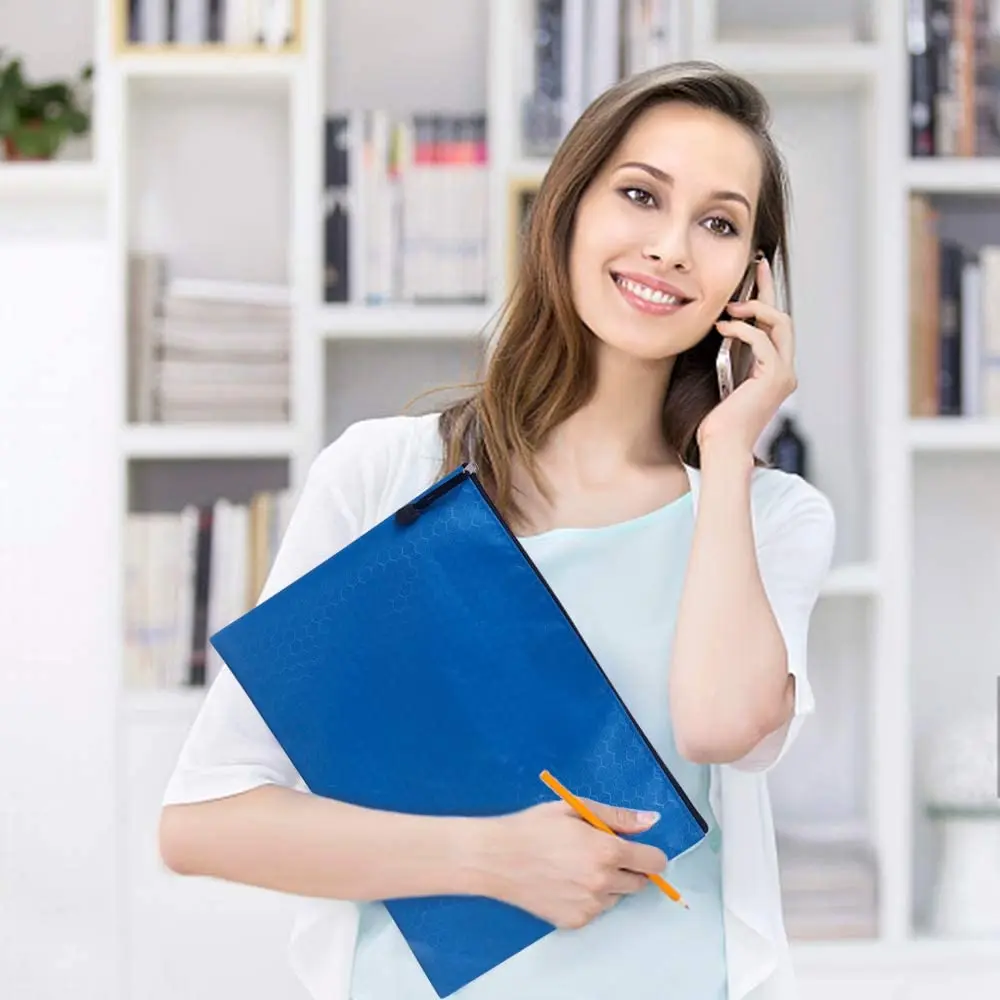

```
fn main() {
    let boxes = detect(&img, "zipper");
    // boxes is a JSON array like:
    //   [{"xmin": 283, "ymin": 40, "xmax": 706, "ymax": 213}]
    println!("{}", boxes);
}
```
[
  {"xmin": 394, "ymin": 463, "xmax": 477, "ymax": 526},
  {"xmin": 460, "ymin": 465, "xmax": 708, "ymax": 835}
]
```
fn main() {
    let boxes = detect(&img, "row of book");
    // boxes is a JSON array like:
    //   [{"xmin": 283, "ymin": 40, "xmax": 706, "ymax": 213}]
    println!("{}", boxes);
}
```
[
  {"xmin": 127, "ymin": 0, "xmax": 296, "ymax": 47},
  {"xmin": 124, "ymin": 489, "xmax": 295, "ymax": 691},
  {"xmin": 129, "ymin": 256, "xmax": 291, "ymax": 424},
  {"xmin": 522, "ymin": 0, "xmax": 683, "ymax": 157},
  {"xmin": 908, "ymin": 0, "xmax": 1000, "ymax": 157},
  {"xmin": 776, "ymin": 821, "xmax": 879, "ymax": 941},
  {"xmin": 323, "ymin": 111, "xmax": 490, "ymax": 307},
  {"xmin": 909, "ymin": 194, "xmax": 1000, "ymax": 417}
]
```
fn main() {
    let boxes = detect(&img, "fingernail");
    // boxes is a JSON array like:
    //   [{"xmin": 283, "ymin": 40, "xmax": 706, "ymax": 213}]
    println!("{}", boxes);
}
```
[{"xmin": 637, "ymin": 811, "xmax": 660, "ymax": 825}]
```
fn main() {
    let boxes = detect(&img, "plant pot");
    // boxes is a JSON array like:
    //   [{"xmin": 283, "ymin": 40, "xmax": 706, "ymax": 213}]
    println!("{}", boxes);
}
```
[{"xmin": 2, "ymin": 123, "xmax": 53, "ymax": 162}]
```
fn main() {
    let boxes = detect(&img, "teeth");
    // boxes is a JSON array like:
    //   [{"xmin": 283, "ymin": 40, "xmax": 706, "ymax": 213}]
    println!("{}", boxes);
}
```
[{"xmin": 616, "ymin": 276, "xmax": 682, "ymax": 305}]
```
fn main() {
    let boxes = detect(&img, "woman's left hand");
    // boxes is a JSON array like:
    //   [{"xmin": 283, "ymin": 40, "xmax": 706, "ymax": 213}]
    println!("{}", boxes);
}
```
[{"xmin": 697, "ymin": 255, "xmax": 797, "ymax": 457}]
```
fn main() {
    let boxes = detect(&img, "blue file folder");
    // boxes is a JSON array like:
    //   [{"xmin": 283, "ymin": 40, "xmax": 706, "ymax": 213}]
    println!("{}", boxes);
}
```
[{"xmin": 210, "ymin": 463, "xmax": 708, "ymax": 997}]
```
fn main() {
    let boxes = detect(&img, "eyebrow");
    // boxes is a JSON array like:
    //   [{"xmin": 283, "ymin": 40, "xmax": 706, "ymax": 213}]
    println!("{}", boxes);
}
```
[{"xmin": 616, "ymin": 160, "xmax": 752, "ymax": 215}]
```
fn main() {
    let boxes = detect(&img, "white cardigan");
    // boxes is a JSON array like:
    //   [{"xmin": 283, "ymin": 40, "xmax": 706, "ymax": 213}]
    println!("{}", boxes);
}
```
[{"xmin": 162, "ymin": 411, "xmax": 836, "ymax": 1000}]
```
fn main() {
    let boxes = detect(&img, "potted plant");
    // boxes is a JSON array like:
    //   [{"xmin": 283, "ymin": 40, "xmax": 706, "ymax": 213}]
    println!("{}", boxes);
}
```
[{"xmin": 0, "ymin": 51, "xmax": 94, "ymax": 162}]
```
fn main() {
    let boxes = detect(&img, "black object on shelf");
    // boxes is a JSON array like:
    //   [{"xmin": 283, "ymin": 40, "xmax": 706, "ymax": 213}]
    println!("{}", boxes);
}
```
[{"xmin": 768, "ymin": 414, "xmax": 809, "ymax": 480}]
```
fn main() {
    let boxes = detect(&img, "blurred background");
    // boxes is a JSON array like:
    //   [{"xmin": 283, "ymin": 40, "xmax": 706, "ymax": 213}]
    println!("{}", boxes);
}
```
[{"xmin": 2, "ymin": 0, "xmax": 1000, "ymax": 997}]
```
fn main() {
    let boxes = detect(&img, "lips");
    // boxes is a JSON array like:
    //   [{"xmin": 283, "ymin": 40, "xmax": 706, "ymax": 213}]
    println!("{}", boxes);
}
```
[{"xmin": 611, "ymin": 272, "xmax": 693, "ymax": 314}]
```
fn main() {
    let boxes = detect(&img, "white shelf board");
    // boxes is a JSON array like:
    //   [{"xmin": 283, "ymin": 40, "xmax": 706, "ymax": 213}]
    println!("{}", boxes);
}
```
[
  {"xmin": 791, "ymin": 936, "xmax": 1000, "ymax": 973},
  {"xmin": 121, "ymin": 687, "xmax": 206, "ymax": 724},
  {"xmin": 122, "ymin": 424, "xmax": 297, "ymax": 460},
  {"xmin": 698, "ymin": 42, "xmax": 878, "ymax": 84},
  {"xmin": 117, "ymin": 51, "xmax": 301, "ymax": 93},
  {"xmin": 821, "ymin": 561, "xmax": 879, "ymax": 597},
  {"xmin": 318, "ymin": 303, "xmax": 499, "ymax": 340},
  {"xmin": 905, "ymin": 158, "xmax": 1000, "ymax": 195},
  {"xmin": 908, "ymin": 418, "xmax": 1000, "ymax": 452},
  {"xmin": 0, "ymin": 161, "xmax": 105, "ymax": 199}
]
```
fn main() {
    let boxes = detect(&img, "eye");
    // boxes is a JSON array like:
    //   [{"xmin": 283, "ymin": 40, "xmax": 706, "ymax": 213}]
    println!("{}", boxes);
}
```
[
  {"xmin": 704, "ymin": 215, "xmax": 739, "ymax": 238},
  {"xmin": 620, "ymin": 186, "xmax": 657, "ymax": 208}
]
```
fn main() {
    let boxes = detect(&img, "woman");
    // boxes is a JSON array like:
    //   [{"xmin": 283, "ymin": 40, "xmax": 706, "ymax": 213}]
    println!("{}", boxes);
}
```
[{"xmin": 159, "ymin": 61, "xmax": 835, "ymax": 1000}]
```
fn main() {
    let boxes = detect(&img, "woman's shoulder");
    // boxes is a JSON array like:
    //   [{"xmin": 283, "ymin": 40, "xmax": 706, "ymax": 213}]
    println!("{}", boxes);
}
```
[
  {"xmin": 748, "ymin": 465, "xmax": 836, "ymax": 557},
  {"xmin": 308, "ymin": 410, "xmax": 446, "ymax": 516}
]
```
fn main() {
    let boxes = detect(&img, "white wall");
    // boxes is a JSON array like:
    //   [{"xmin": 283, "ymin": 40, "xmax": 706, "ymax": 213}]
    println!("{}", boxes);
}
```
[{"xmin": 0, "ymin": 240, "xmax": 119, "ymax": 999}]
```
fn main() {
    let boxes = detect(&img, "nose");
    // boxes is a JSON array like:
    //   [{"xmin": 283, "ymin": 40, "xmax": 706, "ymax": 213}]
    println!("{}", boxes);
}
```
[{"xmin": 642, "ymin": 221, "xmax": 691, "ymax": 272}]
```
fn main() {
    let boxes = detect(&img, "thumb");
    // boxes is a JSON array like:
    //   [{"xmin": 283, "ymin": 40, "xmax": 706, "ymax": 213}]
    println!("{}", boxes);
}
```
[{"xmin": 584, "ymin": 800, "xmax": 660, "ymax": 833}]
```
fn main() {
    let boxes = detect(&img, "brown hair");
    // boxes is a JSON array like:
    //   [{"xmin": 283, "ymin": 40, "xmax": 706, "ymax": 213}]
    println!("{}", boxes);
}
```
[{"xmin": 435, "ymin": 61, "xmax": 793, "ymax": 525}]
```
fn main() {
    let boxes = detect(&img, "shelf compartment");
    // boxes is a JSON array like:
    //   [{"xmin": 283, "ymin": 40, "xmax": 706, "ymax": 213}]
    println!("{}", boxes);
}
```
[{"xmin": 122, "ymin": 424, "xmax": 297, "ymax": 460}]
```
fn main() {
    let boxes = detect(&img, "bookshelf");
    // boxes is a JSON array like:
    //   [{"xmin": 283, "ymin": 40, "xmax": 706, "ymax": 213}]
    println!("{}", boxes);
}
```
[
  {"xmin": 98, "ymin": 0, "xmax": 1000, "ymax": 994},
  {"xmin": 4, "ymin": 0, "xmax": 1000, "ymax": 997}
]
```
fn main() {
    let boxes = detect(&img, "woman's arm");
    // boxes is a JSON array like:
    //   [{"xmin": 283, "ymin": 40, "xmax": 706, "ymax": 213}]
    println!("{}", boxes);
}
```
[
  {"xmin": 670, "ymin": 255, "xmax": 833, "ymax": 766},
  {"xmin": 668, "ymin": 442, "xmax": 792, "ymax": 764},
  {"xmin": 159, "ymin": 785, "xmax": 493, "ymax": 900},
  {"xmin": 158, "ymin": 779, "xmax": 667, "ymax": 929}
]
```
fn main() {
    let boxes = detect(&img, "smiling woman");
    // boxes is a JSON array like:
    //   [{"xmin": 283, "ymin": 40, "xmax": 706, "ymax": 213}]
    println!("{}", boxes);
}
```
[{"xmin": 159, "ymin": 60, "xmax": 834, "ymax": 1000}]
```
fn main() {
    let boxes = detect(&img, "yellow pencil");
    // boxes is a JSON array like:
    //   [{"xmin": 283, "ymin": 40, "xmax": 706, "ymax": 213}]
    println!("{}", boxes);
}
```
[{"xmin": 539, "ymin": 769, "xmax": 689, "ymax": 910}]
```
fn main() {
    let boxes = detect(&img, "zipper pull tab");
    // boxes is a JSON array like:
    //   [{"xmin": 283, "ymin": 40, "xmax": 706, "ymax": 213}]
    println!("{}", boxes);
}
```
[{"xmin": 394, "ymin": 463, "xmax": 476, "ymax": 526}]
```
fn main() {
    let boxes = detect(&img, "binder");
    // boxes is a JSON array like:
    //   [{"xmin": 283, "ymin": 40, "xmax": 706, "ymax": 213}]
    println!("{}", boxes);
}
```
[{"xmin": 210, "ymin": 462, "xmax": 708, "ymax": 997}]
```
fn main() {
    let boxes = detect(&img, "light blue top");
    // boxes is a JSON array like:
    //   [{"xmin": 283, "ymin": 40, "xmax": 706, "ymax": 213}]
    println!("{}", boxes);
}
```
[{"xmin": 349, "ymin": 490, "xmax": 728, "ymax": 999}]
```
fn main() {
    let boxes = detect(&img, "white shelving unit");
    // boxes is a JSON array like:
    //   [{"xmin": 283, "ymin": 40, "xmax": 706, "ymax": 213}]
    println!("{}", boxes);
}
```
[
  {"xmin": 105, "ymin": 0, "xmax": 1000, "ymax": 995},
  {"xmin": 5, "ymin": 0, "xmax": 1000, "ymax": 997}
]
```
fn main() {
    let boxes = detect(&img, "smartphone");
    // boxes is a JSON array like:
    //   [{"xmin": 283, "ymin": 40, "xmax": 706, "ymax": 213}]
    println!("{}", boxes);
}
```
[{"xmin": 716, "ymin": 255, "xmax": 761, "ymax": 399}]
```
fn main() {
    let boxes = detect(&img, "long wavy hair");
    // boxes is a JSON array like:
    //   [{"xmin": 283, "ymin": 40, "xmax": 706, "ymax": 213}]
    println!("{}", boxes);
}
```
[{"xmin": 435, "ymin": 61, "xmax": 793, "ymax": 525}]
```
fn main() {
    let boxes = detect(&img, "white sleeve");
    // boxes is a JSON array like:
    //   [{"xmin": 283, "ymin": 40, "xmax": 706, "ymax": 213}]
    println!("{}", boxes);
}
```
[
  {"xmin": 161, "ymin": 431, "xmax": 366, "ymax": 806},
  {"xmin": 727, "ymin": 474, "xmax": 836, "ymax": 774}
]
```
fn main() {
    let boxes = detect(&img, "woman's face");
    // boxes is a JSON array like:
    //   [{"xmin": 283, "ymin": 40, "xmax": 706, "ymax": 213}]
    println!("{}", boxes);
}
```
[{"xmin": 568, "ymin": 101, "xmax": 764, "ymax": 364}]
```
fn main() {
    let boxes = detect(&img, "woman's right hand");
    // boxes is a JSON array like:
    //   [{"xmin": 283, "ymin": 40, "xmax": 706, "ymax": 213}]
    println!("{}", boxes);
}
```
[{"xmin": 476, "ymin": 799, "xmax": 669, "ymax": 930}]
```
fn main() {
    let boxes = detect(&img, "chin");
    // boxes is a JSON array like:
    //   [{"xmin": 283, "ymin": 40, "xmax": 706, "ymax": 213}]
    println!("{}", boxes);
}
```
[{"xmin": 590, "ymin": 326, "xmax": 687, "ymax": 364}]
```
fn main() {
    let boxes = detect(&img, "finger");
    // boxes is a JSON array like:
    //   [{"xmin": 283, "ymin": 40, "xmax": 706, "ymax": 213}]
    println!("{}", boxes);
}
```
[
  {"xmin": 597, "ymin": 893, "xmax": 627, "ymax": 915},
  {"xmin": 727, "ymin": 301, "xmax": 795, "ymax": 365},
  {"xmin": 582, "ymin": 799, "xmax": 661, "ymax": 834},
  {"xmin": 725, "ymin": 297, "xmax": 785, "ymax": 332},
  {"xmin": 619, "ymin": 841, "xmax": 669, "ymax": 876},
  {"xmin": 716, "ymin": 319, "xmax": 781, "ymax": 370},
  {"xmin": 604, "ymin": 869, "xmax": 650, "ymax": 895},
  {"xmin": 754, "ymin": 254, "xmax": 776, "ymax": 307}
]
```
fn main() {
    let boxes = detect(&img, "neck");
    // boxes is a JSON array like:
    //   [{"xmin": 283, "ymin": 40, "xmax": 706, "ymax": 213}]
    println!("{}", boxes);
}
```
[{"xmin": 541, "ymin": 344, "xmax": 679, "ymax": 486}]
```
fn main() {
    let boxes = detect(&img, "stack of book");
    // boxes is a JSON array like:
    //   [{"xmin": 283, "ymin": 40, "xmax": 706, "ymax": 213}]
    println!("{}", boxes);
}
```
[
  {"xmin": 520, "ymin": 0, "xmax": 685, "ymax": 158},
  {"xmin": 776, "ymin": 821, "xmax": 879, "ymax": 940},
  {"xmin": 908, "ymin": 0, "xmax": 1000, "ymax": 158},
  {"xmin": 124, "ymin": 488, "xmax": 296, "ymax": 691},
  {"xmin": 128, "ymin": 254, "xmax": 292, "ymax": 424},
  {"xmin": 127, "ymin": 0, "xmax": 297, "ymax": 48},
  {"xmin": 323, "ymin": 111, "xmax": 490, "ymax": 306},
  {"xmin": 909, "ymin": 195, "xmax": 1000, "ymax": 417}
]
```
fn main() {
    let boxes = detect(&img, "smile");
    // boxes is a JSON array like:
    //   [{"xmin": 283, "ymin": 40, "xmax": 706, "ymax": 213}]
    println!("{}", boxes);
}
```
[{"xmin": 611, "ymin": 273, "xmax": 690, "ymax": 315}]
